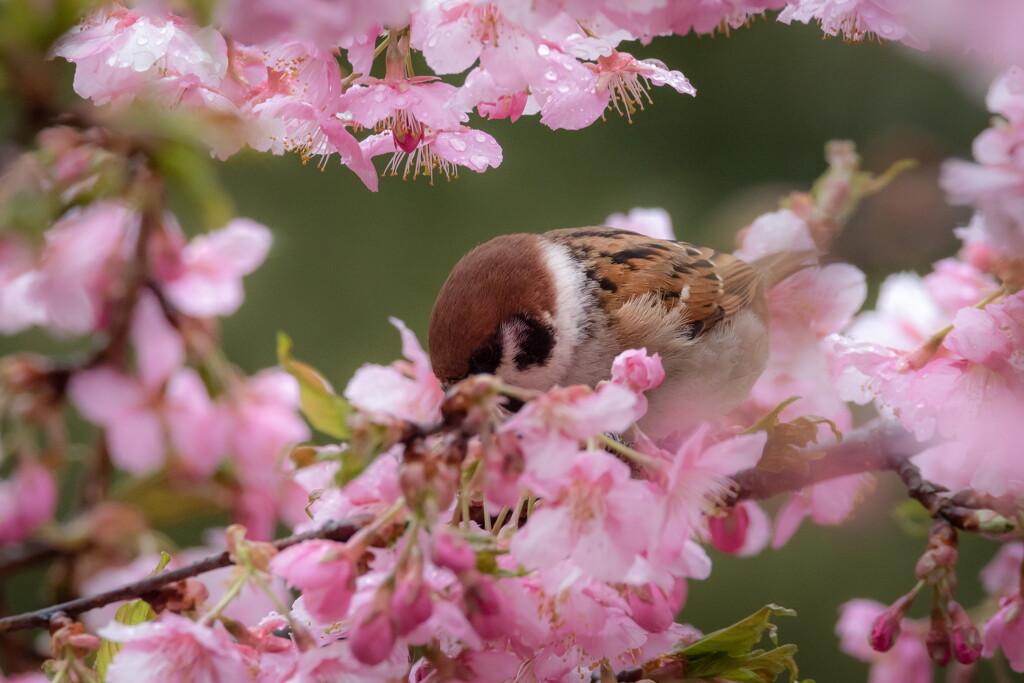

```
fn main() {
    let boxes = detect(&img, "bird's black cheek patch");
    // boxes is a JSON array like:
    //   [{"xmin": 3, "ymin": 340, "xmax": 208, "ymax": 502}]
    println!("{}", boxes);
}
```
[
  {"xmin": 467, "ymin": 333, "xmax": 503, "ymax": 376},
  {"xmin": 511, "ymin": 315, "xmax": 555, "ymax": 371}
]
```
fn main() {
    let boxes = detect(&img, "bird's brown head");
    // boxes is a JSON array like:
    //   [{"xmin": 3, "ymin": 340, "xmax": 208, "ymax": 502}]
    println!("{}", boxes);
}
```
[{"xmin": 428, "ymin": 233, "xmax": 556, "ymax": 388}]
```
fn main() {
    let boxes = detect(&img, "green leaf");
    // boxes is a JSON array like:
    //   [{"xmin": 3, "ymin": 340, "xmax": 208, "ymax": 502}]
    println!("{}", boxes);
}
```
[
  {"xmin": 619, "ymin": 604, "xmax": 808, "ymax": 682},
  {"xmin": 277, "ymin": 332, "xmax": 352, "ymax": 440},
  {"xmin": 682, "ymin": 604, "xmax": 796, "ymax": 658},
  {"xmin": 95, "ymin": 554, "xmax": 169, "ymax": 680}
]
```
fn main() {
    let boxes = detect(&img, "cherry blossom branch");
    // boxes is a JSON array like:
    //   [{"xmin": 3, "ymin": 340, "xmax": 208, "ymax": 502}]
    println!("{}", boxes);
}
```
[
  {"xmin": 730, "ymin": 419, "xmax": 925, "ymax": 501},
  {"xmin": 731, "ymin": 419, "xmax": 1014, "ymax": 533},
  {"xmin": 0, "ymin": 517, "xmax": 369, "ymax": 635}
]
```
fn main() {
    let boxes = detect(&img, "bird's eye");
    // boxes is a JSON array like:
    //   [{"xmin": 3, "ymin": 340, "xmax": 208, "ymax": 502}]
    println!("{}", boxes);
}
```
[
  {"xmin": 467, "ymin": 332, "xmax": 503, "ymax": 376},
  {"xmin": 508, "ymin": 315, "xmax": 555, "ymax": 371}
]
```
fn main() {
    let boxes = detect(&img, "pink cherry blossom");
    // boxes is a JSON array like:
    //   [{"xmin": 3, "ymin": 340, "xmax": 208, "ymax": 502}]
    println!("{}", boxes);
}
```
[
  {"xmin": 269, "ymin": 540, "xmax": 357, "ymax": 623},
  {"xmin": 942, "ymin": 67, "xmax": 1024, "ymax": 259},
  {"xmin": 51, "ymin": 6, "xmax": 228, "ymax": 107},
  {"xmin": 779, "ymin": 0, "xmax": 927, "ymax": 50},
  {"xmin": 708, "ymin": 500, "xmax": 771, "ymax": 557},
  {"xmin": 344, "ymin": 318, "xmax": 443, "ymax": 424},
  {"xmin": 734, "ymin": 209, "xmax": 816, "ymax": 261},
  {"xmin": 837, "ymin": 599, "xmax": 932, "ymax": 683},
  {"xmin": 216, "ymin": 0, "xmax": 415, "ymax": 50},
  {"xmin": 299, "ymin": 452, "xmax": 402, "ymax": 530},
  {"xmin": 639, "ymin": 426, "xmax": 766, "ymax": 581},
  {"xmin": 846, "ymin": 272, "xmax": 947, "ymax": 350},
  {"xmin": 604, "ymin": 207, "xmax": 676, "ymax": 240},
  {"xmin": 68, "ymin": 291, "xmax": 186, "ymax": 474},
  {"xmin": 28, "ymin": 201, "xmax": 136, "ymax": 335},
  {"xmin": 157, "ymin": 218, "xmax": 272, "ymax": 318},
  {"xmin": 587, "ymin": 50, "xmax": 695, "ymax": 124},
  {"xmin": 0, "ymin": 462, "xmax": 57, "ymax": 543},
  {"xmin": 100, "ymin": 613, "xmax": 251, "ymax": 683},
  {"xmin": 982, "ymin": 593, "xmax": 1024, "ymax": 672},
  {"xmin": 500, "ymin": 382, "xmax": 638, "ymax": 494},
  {"xmin": 0, "ymin": 237, "xmax": 41, "ymax": 334},
  {"xmin": 227, "ymin": 369, "xmax": 310, "ymax": 538},
  {"xmin": 509, "ymin": 450, "xmax": 653, "ymax": 582},
  {"xmin": 981, "ymin": 543, "xmax": 1023, "ymax": 597},
  {"xmin": 772, "ymin": 474, "xmax": 875, "ymax": 548},
  {"xmin": 359, "ymin": 126, "xmax": 503, "ymax": 183},
  {"xmin": 342, "ymin": 75, "xmax": 467, "ymax": 152}
]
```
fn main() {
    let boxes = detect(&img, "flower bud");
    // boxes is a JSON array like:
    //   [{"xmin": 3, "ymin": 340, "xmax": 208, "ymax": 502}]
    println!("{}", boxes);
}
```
[
  {"xmin": 349, "ymin": 606, "xmax": 397, "ymax": 666},
  {"xmin": 926, "ymin": 601, "xmax": 952, "ymax": 666},
  {"xmin": 708, "ymin": 505, "xmax": 750, "ymax": 555},
  {"xmin": 432, "ymin": 530, "xmax": 476, "ymax": 573},
  {"xmin": 463, "ymin": 575, "xmax": 509, "ymax": 640},
  {"xmin": 391, "ymin": 575, "xmax": 433, "ymax": 636},
  {"xmin": 869, "ymin": 611, "xmax": 901, "ymax": 653},
  {"xmin": 949, "ymin": 601, "xmax": 981, "ymax": 665}
]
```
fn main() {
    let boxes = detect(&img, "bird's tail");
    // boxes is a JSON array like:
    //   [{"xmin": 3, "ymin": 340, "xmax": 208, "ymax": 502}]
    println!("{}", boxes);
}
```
[{"xmin": 751, "ymin": 249, "xmax": 818, "ymax": 289}]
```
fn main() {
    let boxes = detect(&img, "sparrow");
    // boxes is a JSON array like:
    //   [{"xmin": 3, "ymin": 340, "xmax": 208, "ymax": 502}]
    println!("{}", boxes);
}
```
[{"xmin": 428, "ymin": 226, "xmax": 806, "ymax": 438}]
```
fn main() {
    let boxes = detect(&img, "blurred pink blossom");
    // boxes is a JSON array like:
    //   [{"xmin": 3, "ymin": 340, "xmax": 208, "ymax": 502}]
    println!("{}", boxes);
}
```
[
  {"xmin": 0, "ymin": 462, "xmax": 57, "ymax": 544},
  {"xmin": 158, "ymin": 218, "xmax": 272, "ymax": 318},
  {"xmin": 216, "ymin": 0, "xmax": 416, "ymax": 49},
  {"xmin": 604, "ymin": 207, "xmax": 676, "ymax": 240},
  {"xmin": 837, "ymin": 599, "xmax": 932, "ymax": 683},
  {"xmin": 270, "ymin": 540, "xmax": 357, "ymax": 624},
  {"xmin": 51, "ymin": 5, "xmax": 228, "ymax": 106},
  {"xmin": 100, "ymin": 613, "xmax": 251, "ymax": 683},
  {"xmin": 28, "ymin": 201, "xmax": 136, "ymax": 335},
  {"xmin": 982, "ymin": 593, "xmax": 1024, "ymax": 672},
  {"xmin": 942, "ymin": 67, "xmax": 1024, "ymax": 259},
  {"xmin": 344, "ymin": 318, "xmax": 443, "ymax": 424},
  {"xmin": 708, "ymin": 500, "xmax": 771, "ymax": 557},
  {"xmin": 772, "ymin": 474, "xmax": 875, "ymax": 548},
  {"xmin": 779, "ymin": 0, "xmax": 927, "ymax": 49}
]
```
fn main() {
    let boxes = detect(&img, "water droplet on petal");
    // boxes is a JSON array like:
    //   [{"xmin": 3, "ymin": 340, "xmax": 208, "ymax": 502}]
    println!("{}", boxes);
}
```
[
  {"xmin": 137, "ymin": 36, "xmax": 149, "ymax": 46},
  {"xmin": 556, "ymin": 83, "xmax": 570, "ymax": 93},
  {"xmin": 544, "ymin": 70, "xmax": 558, "ymax": 82},
  {"xmin": 449, "ymin": 138, "xmax": 467, "ymax": 152},
  {"xmin": 373, "ymin": 91, "xmax": 386, "ymax": 102},
  {"xmin": 474, "ymin": 132, "xmax": 487, "ymax": 142},
  {"xmin": 427, "ymin": 34, "xmax": 440, "ymax": 48},
  {"xmin": 469, "ymin": 154, "xmax": 489, "ymax": 169},
  {"xmin": 132, "ymin": 50, "xmax": 156, "ymax": 72},
  {"xmin": 537, "ymin": 44, "xmax": 551, "ymax": 57}
]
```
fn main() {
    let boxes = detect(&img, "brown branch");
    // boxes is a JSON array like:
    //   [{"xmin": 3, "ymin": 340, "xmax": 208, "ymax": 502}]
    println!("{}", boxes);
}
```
[
  {"xmin": 730, "ymin": 419, "xmax": 927, "ymax": 501},
  {"xmin": 0, "ymin": 517, "xmax": 369, "ymax": 635},
  {"xmin": 730, "ymin": 419, "xmax": 1013, "ymax": 533}
]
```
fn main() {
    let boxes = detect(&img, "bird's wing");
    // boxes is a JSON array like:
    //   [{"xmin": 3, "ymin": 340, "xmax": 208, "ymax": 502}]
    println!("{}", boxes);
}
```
[{"xmin": 544, "ymin": 227, "xmax": 764, "ymax": 344}]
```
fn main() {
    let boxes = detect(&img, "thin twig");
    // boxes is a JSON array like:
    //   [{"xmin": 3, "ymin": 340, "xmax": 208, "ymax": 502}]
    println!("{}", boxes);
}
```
[{"xmin": 0, "ymin": 517, "xmax": 369, "ymax": 634}]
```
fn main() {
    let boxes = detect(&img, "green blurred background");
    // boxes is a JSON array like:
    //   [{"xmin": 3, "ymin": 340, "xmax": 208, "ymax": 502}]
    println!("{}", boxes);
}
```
[{"xmin": 2, "ymin": 13, "xmax": 1008, "ymax": 681}]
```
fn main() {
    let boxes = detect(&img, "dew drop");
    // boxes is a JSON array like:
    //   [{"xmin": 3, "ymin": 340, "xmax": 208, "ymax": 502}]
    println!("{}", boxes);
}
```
[
  {"xmin": 449, "ymin": 138, "xmax": 468, "ymax": 151},
  {"xmin": 469, "ymin": 154, "xmax": 489, "ymax": 169},
  {"xmin": 544, "ymin": 70, "xmax": 558, "ymax": 82},
  {"xmin": 132, "ymin": 51, "xmax": 156, "ymax": 72},
  {"xmin": 537, "ymin": 44, "xmax": 551, "ymax": 56},
  {"xmin": 137, "ymin": 36, "xmax": 149, "ymax": 46},
  {"xmin": 427, "ymin": 34, "xmax": 440, "ymax": 48},
  {"xmin": 556, "ymin": 83, "xmax": 570, "ymax": 93},
  {"xmin": 373, "ymin": 91, "xmax": 386, "ymax": 102},
  {"xmin": 474, "ymin": 132, "xmax": 487, "ymax": 142}
]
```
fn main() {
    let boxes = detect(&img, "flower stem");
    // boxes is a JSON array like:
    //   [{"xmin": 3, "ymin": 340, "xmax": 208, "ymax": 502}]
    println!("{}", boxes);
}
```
[{"xmin": 598, "ymin": 433, "xmax": 655, "ymax": 467}]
